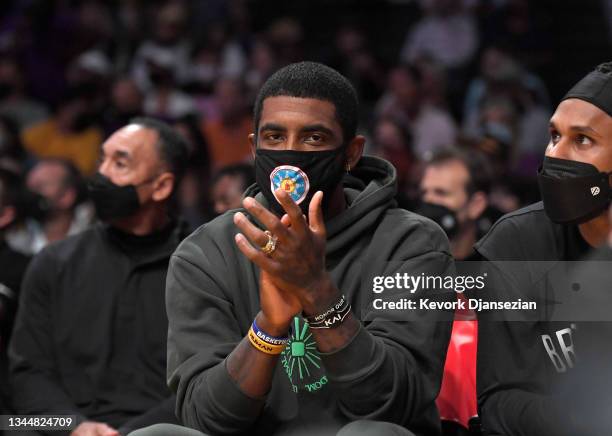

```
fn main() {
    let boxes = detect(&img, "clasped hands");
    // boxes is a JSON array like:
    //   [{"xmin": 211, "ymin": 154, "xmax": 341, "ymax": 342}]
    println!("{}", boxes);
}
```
[{"xmin": 233, "ymin": 188, "xmax": 337, "ymax": 335}]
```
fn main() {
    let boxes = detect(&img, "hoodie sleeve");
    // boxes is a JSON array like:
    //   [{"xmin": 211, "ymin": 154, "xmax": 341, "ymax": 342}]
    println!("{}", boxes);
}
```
[
  {"xmin": 166, "ymin": 234, "xmax": 265, "ymax": 435},
  {"xmin": 319, "ymin": 218, "xmax": 454, "ymax": 433}
]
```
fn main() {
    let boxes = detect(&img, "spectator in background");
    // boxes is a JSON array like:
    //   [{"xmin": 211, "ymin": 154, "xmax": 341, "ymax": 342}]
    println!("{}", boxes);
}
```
[
  {"xmin": 376, "ymin": 64, "xmax": 457, "ymax": 159},
  {"xmin": 372, "ymin": 117, "xmax": 417, "ymax": 207},
  {"xmin": 210, "ymin": 163, "xmax": 254, "ymax": 215},
  {"xmin": 9, "ymin": 118, "xmax": 189, "ymax": 436},
  {"xmin": 10, "ymin": 158, "xmax": 92, "ymax": 255},
  {"xmin": 0, "ymin": 165, "xmax": 30, "ymax": 414},
  {"xmin": 174, "ymin": 114, "xmax": 211, "ymax": 172},
  {"xmin": 65, "ymin": 50, "xmax": 113, "ymax": 129},
  {"xmin": 174, "ymin": 114, "xmax": 212, "ymax": 230},
  {"xmin": 0, "ymin": 115, "xmax": 31, "ymax": 165},
  {"xmin": 141, "ymin": 51, "xmax": 196, "ymax": 121},
  {"xmin": 329, "ymin": 25, "xmax": 386, "ymax": 114},
  {"xmin": 412, "ymin": 56, "xmax": 450, "ymax": 110},
  {"xmin": 187, "ymin": 20, "xmax": 247, "ymax": 91},
  {"xmin": 400, "ymin": 0, "xmax": 478, "ymax": 71},
  {"xmin": 244, "ymin": 38, "xmax": 278, "ymax": 104},
  {"xmin": 416, "ymin": 148, "xmax": 493, "ymax": 436},
  {"xmin": 462, "ymin": 45, "xmax": 551, "ymax": 174},
  {"xmin": 131, "ymin": 1, "xmax": 191, "ymax": 92},
  {"xmin": 202, "ymin": 77, "xmax": 253, "ymax": 169},
  {"xmin": 480, "ymin": 0, "xmax": 553, "ymax": 71},
  {"xmin": 103, "ymin": 77, "xmax": 145, "ymax": 137},
  {"xmin": 21, "ymin": 93, "xmax": 103, "ymax": 176},
  {"xmin": 0, "ymin": 57, "xmax": 48, "ymax": 130},
  {"xmin": 266, "ymin": 17, "xmax": 304, "ymax": 66},
  {"xmin": 417, "ymin": 147, "xmax": 493, "ymax": 261}
]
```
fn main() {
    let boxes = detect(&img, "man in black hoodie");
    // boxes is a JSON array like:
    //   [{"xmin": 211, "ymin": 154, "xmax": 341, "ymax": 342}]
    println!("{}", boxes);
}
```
[
  {"xmin": 135, "ymin": 62, "xmax": 454, "ymax": 436},
  {"xmin": 9, "ymin": 118, "xmax": 189, "ymax": 436},
  {"xmin": 474, "ymin": 62, "xmax": 612, "ymax": 435}
]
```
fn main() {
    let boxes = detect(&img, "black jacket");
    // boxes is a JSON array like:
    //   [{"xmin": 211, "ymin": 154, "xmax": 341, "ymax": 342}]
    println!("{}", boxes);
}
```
[
  {"xmin": 9, "ymin": 221, "xmax": 186, "ymax": 435},
  {"xmin": 474, "ymin": 202, "xmax": 612, "ymax": 436},
  {"xmin": 0, "ymin": 240, "xmax": 31, "ymax": 413},
  {"xmin": 166, "ymin": 156, "xmax": 454, "ymax": 436}
]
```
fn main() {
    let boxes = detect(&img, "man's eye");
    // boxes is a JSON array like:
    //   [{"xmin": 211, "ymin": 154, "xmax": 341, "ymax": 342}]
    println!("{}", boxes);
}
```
[
  {"xmin": 306, "ymin": 134, "xmax": 324, "ymax": 143},
  {"xmin": 115, "ymin": 161, "xmax": 127, "ymax": 169},
  {"xmin": 550, "ymin": 131, "xmax": 561, "ymax": 144},
  {"xmin": 575, "ymin": 134, "xmax": 593, "ymax": 146},
  {"xmin": 265, "ymin": 133, "xmax": 283, "ymax": 142}
]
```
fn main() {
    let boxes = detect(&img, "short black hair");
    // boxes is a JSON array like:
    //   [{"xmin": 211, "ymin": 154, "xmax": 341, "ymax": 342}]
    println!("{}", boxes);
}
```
[
  {"xmin": 425, "ymin": 147, "xmax": 493, "ymax": 196},
  {"xmin": 253, "ymin": 62, "xmax": 359, "ymax": 143},
  {"xmin": 129, "ymin": 117, "xmax": 190, "ymax": 184},
  {"xmin": 211, "ymin": 164, "xmax": 255, "ymax": 191}
]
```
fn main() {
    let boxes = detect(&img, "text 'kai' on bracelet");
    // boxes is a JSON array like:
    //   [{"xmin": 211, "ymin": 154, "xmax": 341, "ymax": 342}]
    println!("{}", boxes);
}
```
[
  {"xmin": 305, "ymin": 294, "xmax": 352, "ymax": 329},
  {"xmin": 247, "ymin": 319, "xmax": 289, "ymax": 355}
]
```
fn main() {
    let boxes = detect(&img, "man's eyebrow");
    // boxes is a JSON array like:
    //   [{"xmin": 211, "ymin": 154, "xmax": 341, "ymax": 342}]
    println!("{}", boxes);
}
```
[
  {"xmin": 569, "ymin": 125, "xmax": 600, "ymax": 136},
  {"xmin": 549, "ymin": 121, "xmax": 600, "ymax": 136},
  {"xmin": 259, "ymin": 123, "xmax": 286, "ymax": 133},
  {"xmin": 113, "ymin": 149, "xmax": 132, "ymax": 160},
  {"xmin": 300, "ymin": 124, "xmax": 336, "ymax": 137}
]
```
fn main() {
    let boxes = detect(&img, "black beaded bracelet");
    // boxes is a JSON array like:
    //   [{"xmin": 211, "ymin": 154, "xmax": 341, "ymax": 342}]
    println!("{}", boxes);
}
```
[{"xmin": 305, "ymin": 294, "xmax": 351, "ymax": 329}]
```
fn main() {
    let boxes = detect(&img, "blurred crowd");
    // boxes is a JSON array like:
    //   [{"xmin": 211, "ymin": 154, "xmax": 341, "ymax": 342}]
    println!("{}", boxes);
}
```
[
  {"xmin": 0, "ymin": 0, "xmax": 610, "ymax": 250},
  {"xmin": 0, "ymin": 0, "xmax": 610, "ymax": 432}
]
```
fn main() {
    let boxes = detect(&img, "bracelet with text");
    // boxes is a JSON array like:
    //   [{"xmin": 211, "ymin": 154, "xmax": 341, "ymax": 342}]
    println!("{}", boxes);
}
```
[
  {"xmin": 247, "ymin": 320, "xmax": 289, "ymax": 355},
  {"xmin": 305, "ymin": 295, "xmax": 352, "ymax": 329},
  {"xmin": 252, "ymin": 319, "xmax": 289, "ymax": 345}
]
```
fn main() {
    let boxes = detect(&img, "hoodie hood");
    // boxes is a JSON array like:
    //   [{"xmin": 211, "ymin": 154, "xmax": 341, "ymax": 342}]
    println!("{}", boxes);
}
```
[{"xmin": 243, "ymin": 155, "xmax": 398, "ymax": 256}]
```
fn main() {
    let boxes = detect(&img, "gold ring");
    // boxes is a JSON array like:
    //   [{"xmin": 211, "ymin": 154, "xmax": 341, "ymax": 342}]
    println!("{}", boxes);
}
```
[{"xmin": 260, "ymin": 231, "xmax": 278, "ymax": 256}]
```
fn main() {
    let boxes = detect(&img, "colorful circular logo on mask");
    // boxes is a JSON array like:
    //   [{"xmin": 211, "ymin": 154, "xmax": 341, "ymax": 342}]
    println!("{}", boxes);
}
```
[{"xmin": 270, "ymin": 165, "xmax": 309, "ymax": 205}]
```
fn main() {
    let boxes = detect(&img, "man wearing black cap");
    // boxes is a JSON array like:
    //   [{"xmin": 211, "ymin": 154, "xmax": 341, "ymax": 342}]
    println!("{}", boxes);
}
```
[{"xmin": 475, "ymin": 62, "xmax": 612, "ymax": 435}]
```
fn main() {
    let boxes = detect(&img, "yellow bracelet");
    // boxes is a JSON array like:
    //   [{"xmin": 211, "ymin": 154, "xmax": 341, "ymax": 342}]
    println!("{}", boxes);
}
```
[{"xmin": 247, "ymin": 327, "xmax": 286, "ymax": 355}]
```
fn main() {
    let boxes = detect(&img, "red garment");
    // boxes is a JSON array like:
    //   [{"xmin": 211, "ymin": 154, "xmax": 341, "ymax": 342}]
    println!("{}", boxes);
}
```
[{"xmin": 436, "ymin": 319, "xmax": 478, "ymax": 429}]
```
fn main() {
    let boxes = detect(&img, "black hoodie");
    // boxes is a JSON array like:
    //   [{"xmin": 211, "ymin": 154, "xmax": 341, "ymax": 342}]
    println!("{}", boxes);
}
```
[{"xmin": 166, "ymin": 156, "xmax": 454, "ymax": 436}]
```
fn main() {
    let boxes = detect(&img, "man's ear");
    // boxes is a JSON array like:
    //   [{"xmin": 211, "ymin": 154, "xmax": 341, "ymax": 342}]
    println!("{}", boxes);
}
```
[
  {"xmin": 249, "ymin": 133, "xmax": 256, "ymax": 159},
  {"xmin": 151, "ymin": 173, "xmax": 175, "ymax": 202},
  {"xmin": 466, "ymin": 191, "xmax": 488, "ymax": 220},
  {"xmin": 345, "ymin": 135, "xmax": 366, "ymax": 170},
  {"xmin": 57, "ymin": 187, "xmax": 77, "ymax": 210}
]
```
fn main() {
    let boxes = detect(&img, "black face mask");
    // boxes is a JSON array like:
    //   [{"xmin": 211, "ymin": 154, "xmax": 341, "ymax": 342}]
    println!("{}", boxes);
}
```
[
  {"xmin": 254, "ymin": 147, "xmax": 346, "ymax": 216},
  {"xmin": 88, "ymin": 173, "xmax": 142, "ymax": 221},
  {"xmin": 19, "ymin": 190, "xmax": 50, "ymax": 223},
  {"xmin": 415, "ymin": 202, "xmax": 459, "ymax": 239},
  {"xmin": 537, "ymin": 156, "xmax": 612, "ymax": 224}
]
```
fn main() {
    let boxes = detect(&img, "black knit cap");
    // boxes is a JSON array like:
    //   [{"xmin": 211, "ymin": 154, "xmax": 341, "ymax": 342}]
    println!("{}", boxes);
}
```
[{"xmin": 562, "ymin": 62, "xmax": 612, "ymax": 116}]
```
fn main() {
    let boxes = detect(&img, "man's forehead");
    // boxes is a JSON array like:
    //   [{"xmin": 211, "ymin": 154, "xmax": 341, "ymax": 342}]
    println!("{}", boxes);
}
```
[
  {"xmin": 103, "ymin": 124, "xmax": 159, "ymax": 156},
  {"xmin": 29, "ymin": 162, "xmax": 65, "ymax": 181},
  {"xmin": 423, "ymin": 160, "xmax": 469, "ymax": 186},
  {"xmin": 259, "ymin": 96, "xmax": 340, "ymax": 128},
  {"xmin": 553, "ymin": 98, "xmax": 612, "ymax": 127}
]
